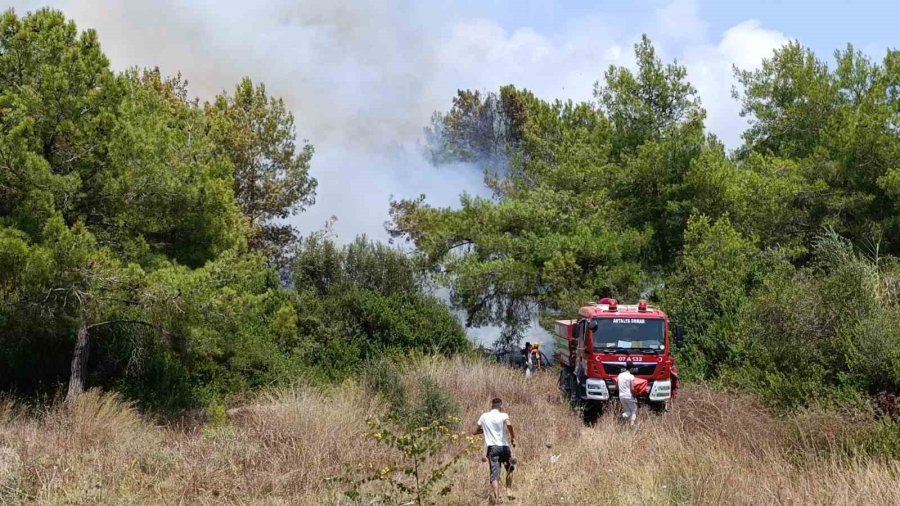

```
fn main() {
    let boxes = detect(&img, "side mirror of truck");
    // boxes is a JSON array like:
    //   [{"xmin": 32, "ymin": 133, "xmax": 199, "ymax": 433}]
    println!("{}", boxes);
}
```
[
  {"xmin": 588, "ymin": 321, "xmax": 598, "ymax": 332},
  {"xmin": 675, "ymin": 325, "xmax": 685, "ymax": 349}
]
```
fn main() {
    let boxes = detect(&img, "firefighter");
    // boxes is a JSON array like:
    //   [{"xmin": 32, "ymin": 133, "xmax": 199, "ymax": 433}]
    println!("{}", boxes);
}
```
[
  {"xmin": 529, "ymin": 343, "xmax": 543, "ymax": 372},
  {"xmin": 617, "ymin": 361, "xmax": 638, "ymax": 426},
  {"xmin": 521, "ymin": 342, "xmax": 533, "ymax": 377},
  {"xmin": 474, "ymin": 398, "xmax": 517, "ymax": 504}
]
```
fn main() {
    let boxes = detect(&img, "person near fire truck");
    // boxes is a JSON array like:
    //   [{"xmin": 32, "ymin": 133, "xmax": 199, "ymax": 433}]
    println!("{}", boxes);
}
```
[
  {"xmin": 521, "ymin": 342, "xmax": 533, "ymax": 377},
  {"xmin": 529, "ymin": 342, "xmax": 543, "ymax": 372},
  {"xmin": 617, "ymin": 361, "xmax": 638, "ymax": 426}
]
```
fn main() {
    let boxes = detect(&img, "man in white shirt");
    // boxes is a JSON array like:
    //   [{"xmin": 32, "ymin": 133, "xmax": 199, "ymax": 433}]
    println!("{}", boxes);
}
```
[
  {"xmin": 617, "ymin": 362, "xmax": 638, "ymax": 426},
  {"xmin": 474, "ymin": 398, "xmax": 517, "ymax": 504}
]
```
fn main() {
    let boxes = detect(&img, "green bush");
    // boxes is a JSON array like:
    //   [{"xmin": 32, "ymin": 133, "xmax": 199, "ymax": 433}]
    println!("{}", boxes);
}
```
[
  {"xmin": 364, "ymin": 358, "xmax": 408, "ymax": 412},
  {"xmin": 734, "ymin": 234, "xmax": 900, "ymax": 406},
  {"xmin": 336, "ymin": 416, "xmax": 478, "ymax": 505},
  {"xmin": 362, "ymin": 359, "xmax": 459, "ymax": 432},
  {"xmin": 293, "ymin": 236, "xmax": 470, "ymax": 381},
  {"xmin": 851, "ymin": 418, "xmax": 900, "ymax": 460},
  {"xmin": 665, "ymin": 226, "xmax": 900, "ymax": 421},
  {"xmin": 98, "ymin": 331, "xmax": 198, "ymax": 412},
  {"xmin": 406, "ymin": 376, "xmax": 460, "ymax": 431}
]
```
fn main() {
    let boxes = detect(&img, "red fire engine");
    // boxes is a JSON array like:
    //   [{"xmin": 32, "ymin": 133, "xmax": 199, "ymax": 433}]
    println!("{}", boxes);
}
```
[{"xmin": 555, "ymin": 298, "xmax": 684, "ymax": 423}]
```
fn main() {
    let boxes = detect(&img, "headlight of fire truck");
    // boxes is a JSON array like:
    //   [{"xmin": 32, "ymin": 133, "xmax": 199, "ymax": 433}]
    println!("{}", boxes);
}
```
[
  {"xmin": 649, "ymin": 380, "xmax": 672, "ymax": 401},
  {"xmin": 584, "ymin": 378, "xmax": 609, "ymax": 400}
]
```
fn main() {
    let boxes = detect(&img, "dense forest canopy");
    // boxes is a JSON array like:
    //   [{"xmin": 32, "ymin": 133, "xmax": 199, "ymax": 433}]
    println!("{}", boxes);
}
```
[
  {"xmin": 1, "ymin": 8, "xmax": 897, "ymax": 416},
  {"xmin": 0, "ymin": 9, "xmax": 467, "ymax": 410}
]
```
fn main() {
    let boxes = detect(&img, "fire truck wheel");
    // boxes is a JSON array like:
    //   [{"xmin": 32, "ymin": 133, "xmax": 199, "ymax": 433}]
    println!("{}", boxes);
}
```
[
  {"xmin": 582, "ymin": 402, "xmax": 602, "ymax": 426},
  {"xmin": 649, "ymin": 400, "xmax": 670, "ymax": 415},
  {"xmin": 558, "ymin": 368, "xmax": 576, "ymax": 405}
]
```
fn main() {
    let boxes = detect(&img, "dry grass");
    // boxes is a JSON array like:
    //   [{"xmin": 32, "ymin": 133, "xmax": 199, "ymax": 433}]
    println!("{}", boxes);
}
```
[{"xmin": 1, "ymin": 358, "xmax": 897, "ymax": 505}]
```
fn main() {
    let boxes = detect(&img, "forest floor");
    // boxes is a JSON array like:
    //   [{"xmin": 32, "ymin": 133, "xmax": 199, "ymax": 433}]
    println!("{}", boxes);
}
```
[{"xmin": 1, "ymin": 357, "xmax": 898, "ymax": 505}]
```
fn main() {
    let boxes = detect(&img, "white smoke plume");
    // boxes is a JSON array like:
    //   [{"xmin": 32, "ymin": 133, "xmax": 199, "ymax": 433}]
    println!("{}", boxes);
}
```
[{"xmin": 8, "ymin": 0, "xmax": 788, "ymax": 239}]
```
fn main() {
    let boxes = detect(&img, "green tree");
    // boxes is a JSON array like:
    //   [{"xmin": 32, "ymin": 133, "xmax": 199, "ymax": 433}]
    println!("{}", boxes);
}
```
[
  {"xmin": 596, "ymin": 35, "xmax": 708, "ymax": 264},
  {"xmin": 659, "ymin": 215, "xmax": 767, "ymax": 379},
  {"xmin": 394, "ymin": 117, "xmax": 647, "ymax": 344},
  {"xmin": 0, "ymin": 217, "xmax": 134, "ymax": 403},
  {"xmin": 0, "ymin": 8, "xmax": 121, "ymax": 229},
  {"xmin": 393, "ymin": 37, "xmax": 708, "ymax": 342},
  {"xmin": 206, "ymin": 78, "xmax": 317, "ymax": 261},
  {"xmin": 107, "ymin": 68, "xmax": 246, "ymax": 267},
  {"xmin": 424, "ymin": 87, "xmax": 527, "ymax": 167},
  {"xmin": 736, "ymin": 41, "xmax": 836, "ymax": 160},
  {"xmin": 680, "ymin": 149, "xmax": 819, "ymax": 257},
  {"xmin": 736, "ymin": 42, "xmax": 900, "ymax": 254},
  {"xmin": 0, "ymin": 9, "xmax": 288, "ymax": 408},
  {"xmin": 292, "ymin": 236, "xmax": 469, "ymax": 369},
  {"xmin": 0, "ymin": 8, "xmax": 469, "ymax": 410},
  {"xmin": 596, "ymin": 34, "xmax": 704, "ymax": 158}
]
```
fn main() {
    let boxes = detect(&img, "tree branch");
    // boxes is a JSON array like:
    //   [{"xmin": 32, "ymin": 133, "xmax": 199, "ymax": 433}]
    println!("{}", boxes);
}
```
[{"xmin": 86, "ymin": 319, "xmax": 166, "ymax": 332}]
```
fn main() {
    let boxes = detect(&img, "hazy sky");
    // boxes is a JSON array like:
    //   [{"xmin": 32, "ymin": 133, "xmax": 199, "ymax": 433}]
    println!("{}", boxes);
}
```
[{"xmin": 8, "ymin": 0, "xmax": 899, "ymax": 243}]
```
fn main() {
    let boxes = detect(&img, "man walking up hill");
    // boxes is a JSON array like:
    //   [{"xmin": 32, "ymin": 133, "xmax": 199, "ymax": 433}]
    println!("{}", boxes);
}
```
[{"xmin": 474, "ymin": 398, "xmax": 517, "ymax": 504}]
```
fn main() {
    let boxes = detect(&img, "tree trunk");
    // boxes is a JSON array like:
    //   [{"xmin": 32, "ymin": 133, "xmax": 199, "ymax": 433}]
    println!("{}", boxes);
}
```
[{"xmin": 65, "ymin": 319, "xmax": 90, "ymax": 405}]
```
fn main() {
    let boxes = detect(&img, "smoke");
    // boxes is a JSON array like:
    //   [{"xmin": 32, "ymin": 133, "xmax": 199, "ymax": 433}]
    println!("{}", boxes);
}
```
[
  {"xmin": 8, "ymin": 0, "xmax": 789, "ymax": 240},
  {"xmin": 296, "ymin": 145, "xmax": 486, "ymax": 242},
  {"xmin": 8, "ymin": 0, "xmax": 494, "ymax": 240}
]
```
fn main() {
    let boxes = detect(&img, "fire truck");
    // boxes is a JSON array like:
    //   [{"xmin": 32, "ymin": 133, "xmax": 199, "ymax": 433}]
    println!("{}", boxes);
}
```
[{"xmin": 555, "ymin": 298, "xmax": 684, "ymax": 423}]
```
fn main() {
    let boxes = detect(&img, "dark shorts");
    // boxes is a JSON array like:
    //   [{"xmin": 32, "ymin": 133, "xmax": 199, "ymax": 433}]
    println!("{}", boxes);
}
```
[{"xmin": 486, "ymin": 445, "xmax": 513, "ymax": 481}]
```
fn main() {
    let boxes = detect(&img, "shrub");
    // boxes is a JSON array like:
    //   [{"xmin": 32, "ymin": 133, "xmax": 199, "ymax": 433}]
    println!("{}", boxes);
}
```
[
  {"xmin": 293, "ymin": 236, "xmax": 470, "ymax": 382},
  {"xmin": 335, "ymin": 416, "xmax": 478, "ymax": 505},
  {"xmin": 364, "ymin": 358, "xmax": 408, "ymax": 413},
  {"xmin": 851, "ymin": 418, "xmax": 900, "ymax": 460},
  {"xmin": 406, "ymin": 376, "xmax": 460, "ymax": 431},
  {"xmin": 660, "ymin": 215, "xmax": 767, "ymax": 380}
]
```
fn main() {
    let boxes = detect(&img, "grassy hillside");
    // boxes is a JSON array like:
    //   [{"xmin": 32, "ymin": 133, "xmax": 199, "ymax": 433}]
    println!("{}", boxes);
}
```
[{"xmin": 1, "ymin": 357, "xmax": 897, "ymax": 505}]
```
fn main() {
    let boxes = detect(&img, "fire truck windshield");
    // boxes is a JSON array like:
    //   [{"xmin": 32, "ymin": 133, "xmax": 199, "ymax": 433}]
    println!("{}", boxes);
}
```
[{"xmin": 592, "ymin": 318, "xmax": 665, "ymax": 353}]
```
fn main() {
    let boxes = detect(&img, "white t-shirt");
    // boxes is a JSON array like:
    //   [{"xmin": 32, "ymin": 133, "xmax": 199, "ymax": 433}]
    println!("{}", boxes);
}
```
[
  {"xmin": 477, "ymin": 409, "xmax": 510, "ymax": 447},
  {"xmin": 617, "ymin": 370, "xmax": 635, "ymax": 400}
]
